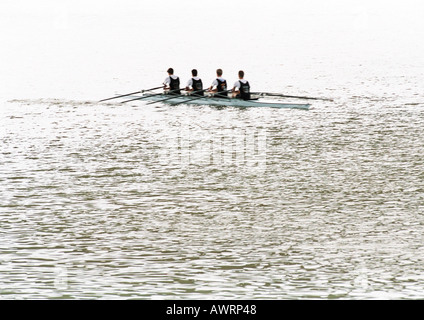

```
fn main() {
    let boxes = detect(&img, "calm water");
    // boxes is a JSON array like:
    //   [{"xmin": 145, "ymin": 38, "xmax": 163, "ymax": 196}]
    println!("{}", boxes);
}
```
[{"xmin": 1, "ymin": 1, "xmax": 424, "ymax": 299}]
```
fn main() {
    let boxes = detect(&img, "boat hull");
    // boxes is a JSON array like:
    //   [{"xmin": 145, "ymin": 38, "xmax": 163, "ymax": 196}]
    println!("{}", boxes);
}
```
[{"xmin": 123, "ymin": 94, "xmax": 310, "ymax": 110}]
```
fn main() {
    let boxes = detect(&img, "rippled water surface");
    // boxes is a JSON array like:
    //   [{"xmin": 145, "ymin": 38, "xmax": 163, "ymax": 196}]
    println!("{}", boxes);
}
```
[
  {"xmin": 1, "ymin": 1, "xmax": 424, "ymax": 299},
  {"xmin": 1, "ymin": 93, "xmax": 424, "ymax": 299}
]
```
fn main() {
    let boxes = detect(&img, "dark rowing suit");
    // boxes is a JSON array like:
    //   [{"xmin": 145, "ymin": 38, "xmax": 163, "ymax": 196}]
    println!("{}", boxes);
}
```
[
  {"xmin": 237, "ymin": 80, "xmax": 250, "ymax": 100},
  {"xmin": 169, "ymin": 76, "xmax": 181, "ymax": 95},
  {"xmin": 191, "ymin": 78, "xmax": 203, "ymax": 96},
  {"xmin": 216, "ymin": 78, "xmax": 227, "ymax": 97}
]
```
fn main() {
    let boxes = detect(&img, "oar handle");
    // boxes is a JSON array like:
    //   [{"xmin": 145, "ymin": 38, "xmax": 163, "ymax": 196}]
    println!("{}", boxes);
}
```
[
  {"xmin": 146, "ymin": 89, "xmax": 194, "ymax": 105},
  {"xmin": 187, "ymin": 88, "xmax": 208, "ymax": 95}
]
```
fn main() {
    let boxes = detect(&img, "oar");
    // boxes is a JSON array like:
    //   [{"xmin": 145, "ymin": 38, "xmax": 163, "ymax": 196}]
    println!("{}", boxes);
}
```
[
  {"xmin": 120, "ymin": 88, "xmax": 183, "ymax": 103},
  {"xmin": 99, "ymin": 86, "xmax": 163, "ymax": 102},
  {"xmin": 252, "ymin": 92, "xmax": 334, "ymax": 102},
  {"xmin": 171, "ymin": 89, "xmax": 233, "ymax": 106},
  {"xmin": 146, "ymin": 88, "xmax": 208, "ymax": 105},
  {"xmin": 140, "ymin": 85, "xmax": 165, "ymax": 93}
]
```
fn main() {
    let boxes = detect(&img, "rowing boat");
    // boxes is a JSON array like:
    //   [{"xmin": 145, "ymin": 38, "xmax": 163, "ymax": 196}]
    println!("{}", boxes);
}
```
[{"xmin": 121, "ymin": 94, "xmax": 311, "ymax": 110}]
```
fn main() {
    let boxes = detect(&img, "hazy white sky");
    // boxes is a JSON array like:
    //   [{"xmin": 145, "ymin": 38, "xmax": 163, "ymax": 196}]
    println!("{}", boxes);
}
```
[
  {"xmin": 1, "ymin": 0, "xmax": 422, "ymax": 14},
  {"xmin": 1, "ymin": 0, "xmax": 423, "ymax": 99},
  {"xmin": 2, "ymin": 0, "xmax": 423, "ymax": 63},
  {"xmin": 2, "ymin": 0, "xmax": 423, "ymax": 53},
  {"xmin": 2, "ymin": 0, "xmax": 423, "ymax": 31}
]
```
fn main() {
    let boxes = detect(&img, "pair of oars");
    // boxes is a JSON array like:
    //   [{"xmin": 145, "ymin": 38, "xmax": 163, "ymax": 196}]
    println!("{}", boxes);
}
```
[
  {"xmin": 146, "ymin": 88, "xmax": 232, "ymax": 106},
  {"xmin": 100, "ymin": 87, "xmax": 334, "ymax": 104},
  {"xmin": 100, "ymin": 87, "xmax": 204, "ymax": 104},
  {"xmin": 166, "ymin": 89, "xmax": 333, "ymax": 105},
  {"xmin": 120, "ymin": 88, "xmax": 185, "ymax": 104},
  {"xmin": 168, "ymin": 89, "xmax": 234, "ymax": 106},
  {"xmin": 100, "ymin": 87, "xmax": 231, "ymax": 106}
]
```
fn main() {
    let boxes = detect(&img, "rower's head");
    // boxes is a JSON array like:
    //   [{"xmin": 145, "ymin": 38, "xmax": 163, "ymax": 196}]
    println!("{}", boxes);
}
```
[
  {"xmin": 238, "ymin": 70, "xmax": 244, "ymax": 79},
  {"xmin": 191, "ymin": 69, "xmax": 198, "ymax": 77},
  {"xmin": 167, "ymin": 68, "xmax": 174, "ymax": 75},
  {"xmin": 216, "ymin": 69, "xmax": 223, "ymax": 77}
]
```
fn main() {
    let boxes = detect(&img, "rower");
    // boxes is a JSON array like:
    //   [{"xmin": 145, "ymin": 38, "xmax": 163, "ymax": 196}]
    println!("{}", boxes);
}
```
[
  {"xmin": 185, "ymin": 69, "xmax": 203, "ymax": 96},
  {"xmin": 232, "ymin": 70, "xmax": 251, "ymax": 100},
  {"xmin": 208, "ymin": 68, "xmax": 228, "ymax": 97},
  {"xmin": 163, "ymin": 68, "xmax": 181, "ymax": 95}
]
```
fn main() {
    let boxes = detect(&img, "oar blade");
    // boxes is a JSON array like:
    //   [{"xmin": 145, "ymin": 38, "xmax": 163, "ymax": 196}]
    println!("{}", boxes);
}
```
[{"xmin": 252, "ymin": 92, "xmax": 333, "ymax": 102}]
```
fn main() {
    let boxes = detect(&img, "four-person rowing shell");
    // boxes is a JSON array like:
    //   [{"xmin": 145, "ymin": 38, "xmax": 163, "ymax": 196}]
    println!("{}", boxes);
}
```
[{"xmin": 99, "ymin": 68, "xmax": 334, "ymax": 109}]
